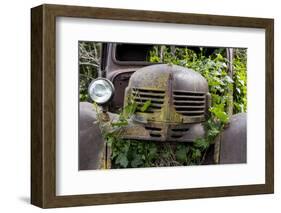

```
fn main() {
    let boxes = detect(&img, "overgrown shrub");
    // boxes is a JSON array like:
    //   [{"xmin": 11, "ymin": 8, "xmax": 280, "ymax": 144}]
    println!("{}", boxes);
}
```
[
  {"xmin": 233, "ymin": 49, "xmax": 247, "ymax": 113},
  {"xmin": 79, "ymin": 42, "xmax": 101, "ymax": 101}
]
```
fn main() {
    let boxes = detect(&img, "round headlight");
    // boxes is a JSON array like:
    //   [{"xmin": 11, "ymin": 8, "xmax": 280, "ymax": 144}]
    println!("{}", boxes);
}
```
[{"xmin": 88, "ymin": 78, "xmax": 114, "ymax": 104}]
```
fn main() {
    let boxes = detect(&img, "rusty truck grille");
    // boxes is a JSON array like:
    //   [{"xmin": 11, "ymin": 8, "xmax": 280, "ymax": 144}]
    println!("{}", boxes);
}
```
[
  {"xmin": 144, "ymin": 126, "xmax": 162, "ymax": 138},
  {"xmin": 173, "ymin": 90, "xmax": 206, "ymax": 117},
  {"xmin": 144, "ymin": 125, "xmax": 190, "ymax": 139},
  {"xmin": 170, "ymin": 127, "xmax": 190, "ymax": 139},
  {"xmin": 132, "ymin": 88, "xmax": 165, "ymax": 113}
]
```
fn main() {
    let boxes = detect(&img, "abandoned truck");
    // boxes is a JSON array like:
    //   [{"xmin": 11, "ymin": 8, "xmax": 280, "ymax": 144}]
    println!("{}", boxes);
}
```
[{"xmin": 79, "ymin": 43, "xmax": 246, "ymax": 170}]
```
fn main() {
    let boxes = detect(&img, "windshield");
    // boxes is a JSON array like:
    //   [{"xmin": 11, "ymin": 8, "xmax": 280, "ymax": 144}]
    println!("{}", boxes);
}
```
[
  {"xmin": 115, "ymin": 44, "xmax": 154, "ymax": 62},
  {"xmin": 114, "ymin": 44, "xmax": 217, "ymax": 63}
]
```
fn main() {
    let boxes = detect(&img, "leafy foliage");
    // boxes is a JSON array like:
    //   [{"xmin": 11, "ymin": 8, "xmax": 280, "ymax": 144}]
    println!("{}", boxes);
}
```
[
  {"xmin": 233, "ymin": 49, "xmax": 247, "ymax": 113},
  {"xmin": 79, "ymin": 42, "xmax": 101, "ymax": 101}
]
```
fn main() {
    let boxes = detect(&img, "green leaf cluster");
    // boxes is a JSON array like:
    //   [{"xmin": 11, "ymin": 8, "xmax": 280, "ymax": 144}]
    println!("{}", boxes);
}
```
[{"xmin": 233, "ymin": 49, "xmax": 247, "ymax": 113}]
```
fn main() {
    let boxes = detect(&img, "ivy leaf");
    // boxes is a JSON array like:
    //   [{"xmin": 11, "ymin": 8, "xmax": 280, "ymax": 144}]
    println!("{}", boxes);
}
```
[
  {"xmin": 236, "ymin": 87, "xmax": 241, "ymax": 94},
  {"xmin": 106, "ymin": 136, "xmax": 115, "ymax": 146},
  {"xmin": 207, "ymin": 128, "xmax": 220, "ymax": 138},
  {"xmin": 225, "ymin": 75, "xmax": 234, "ymax": 83},
  {"xmin": 238, "ymin": 79, "xmax": 245, "ymax": 86},
  {"xmin": 215, "ymin": 111, "xmax": 229, "ymax": 123},
  {"xmin": 210, "ymin": 104, "xmax": 229, "ymax": 124},
  {"xmin": 148, "ymin": 146, "xmax": 157, "ymax": 158},
  {"xmin": 131, "ymin": 154, "xmax": 143, "ymax": 167},
  {"xmin": 194, "ymin": 138, "xmax": 209, "ymax": 150},
  {"xmin": 191, "ymin": 149, "xmax": 201, "ymax": 160},
  {"xmin": 122, "ymin": 100, "xmax": 138, "ymax": 119},
  {"xmin": 111, "ymin": 120, "xmax": 128, "ymax": 127},
  {"xmin": 116, "ymin": 154, "xmax": 129, "ymax": 168},
  {"xmin": 140, "ymin": 100, "xmax": 151, "ymax": 112},
  {"xmin": 175, "ymin": 147, "xmax": 188, "ymax": 163},
  {"xmin": 215, "ymin": 53, "xmax": 224, "ymax": 61}
]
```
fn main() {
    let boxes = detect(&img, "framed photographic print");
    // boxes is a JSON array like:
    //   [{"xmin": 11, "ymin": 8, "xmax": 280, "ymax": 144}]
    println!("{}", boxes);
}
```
[{"xmin": 31, "ymin": 4, "xmax": 274, "ymax": 208}]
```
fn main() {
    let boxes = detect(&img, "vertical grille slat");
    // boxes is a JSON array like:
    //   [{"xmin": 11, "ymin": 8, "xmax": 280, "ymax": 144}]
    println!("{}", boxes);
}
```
[{"xmin": 173, "ymin": 90, "xmax": 206, "ymax": 117}]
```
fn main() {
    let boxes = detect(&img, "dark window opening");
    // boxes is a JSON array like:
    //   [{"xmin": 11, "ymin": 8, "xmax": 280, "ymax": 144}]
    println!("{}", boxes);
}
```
[{"xmin": 115, "ymin": 44, "xmax": 154, "ymax": 62}]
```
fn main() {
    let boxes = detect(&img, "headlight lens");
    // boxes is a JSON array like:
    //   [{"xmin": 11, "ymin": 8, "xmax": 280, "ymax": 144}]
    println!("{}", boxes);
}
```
[{"xmin": 88, "ymin": 78, "xmax": 114, "ymax": 104}]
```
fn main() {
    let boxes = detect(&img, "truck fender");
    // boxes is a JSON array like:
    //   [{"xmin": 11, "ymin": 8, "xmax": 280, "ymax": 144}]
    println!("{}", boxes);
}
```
[
  {"xmin": 79, "ymin": 102, "xmax": 105, "ymax": 170},
  {"xmin": 219, "ymin": 113, "xmax": 247, "ymax": 164}
]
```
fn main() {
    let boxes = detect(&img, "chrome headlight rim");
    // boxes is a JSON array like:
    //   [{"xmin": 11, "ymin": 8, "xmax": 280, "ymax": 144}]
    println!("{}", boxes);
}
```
[{"xmin": 88, "ymin": 78, "xmax": 115, "ymax": 104}]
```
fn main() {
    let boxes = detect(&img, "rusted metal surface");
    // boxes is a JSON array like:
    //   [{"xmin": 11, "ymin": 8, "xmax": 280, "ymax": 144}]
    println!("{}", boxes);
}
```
[
  {"xmin": 122, "ymin": 122, "xmax": 205, "ymax": 143},
  {"xmin": 103, "ymin": 44, "xmax": 155, "ymax": 113},
  {"xmin": 79, "ymin": 102, "xmax": 117, "ymax": 170},
  {"xmin": 121, "ymin": 64, "xmax": 210, "ymax": 143},
  {"xmin": 219, "ymin": 113, "xmax": 247, "ymax": 164},
  {"xmin": 107, "ymin": 69, "xmax": 135, "ymax": 112},
  {"xmin": 213, "ymin": 134, "xmax": 222, "ymax": 164},
  {"xmin": 79, "ymin": 102, "xmax": 105, "ymax": 170},
  {"xmin": 202, "ymin": 113, "xmax": 247, "ymax": 165}
]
